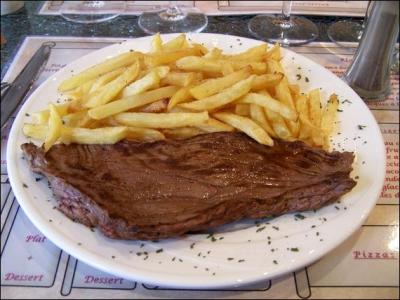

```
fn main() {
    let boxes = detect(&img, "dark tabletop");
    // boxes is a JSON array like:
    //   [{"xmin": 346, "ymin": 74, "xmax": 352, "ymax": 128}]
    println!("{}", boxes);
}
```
[{"xmin": 0, "ymin": 1, "xmax": 364, "ymax": 78}]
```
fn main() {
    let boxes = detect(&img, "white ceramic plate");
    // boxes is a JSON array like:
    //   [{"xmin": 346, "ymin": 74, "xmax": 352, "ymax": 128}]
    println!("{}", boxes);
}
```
[{"xmin": 7, "ymin": 33, "xmax": 385, "ymax": 289}]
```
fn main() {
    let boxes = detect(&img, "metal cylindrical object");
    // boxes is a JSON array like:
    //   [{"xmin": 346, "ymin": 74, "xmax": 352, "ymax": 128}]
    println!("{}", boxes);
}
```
[{"xmin": 343, "ymin": 1, "xmax": 399, "ymax": 100}]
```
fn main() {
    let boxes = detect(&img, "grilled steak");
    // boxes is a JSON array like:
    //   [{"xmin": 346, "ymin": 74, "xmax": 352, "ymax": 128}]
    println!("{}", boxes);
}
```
[{"xmin": 21, "ymin": 132, "xmax": 356, "ymax": 240}]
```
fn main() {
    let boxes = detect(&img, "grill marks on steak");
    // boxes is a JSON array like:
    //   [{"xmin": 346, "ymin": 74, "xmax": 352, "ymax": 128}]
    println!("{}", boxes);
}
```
[{"xmin": 21, "ymin": 132, "xmax": 356, "ymax": 240}]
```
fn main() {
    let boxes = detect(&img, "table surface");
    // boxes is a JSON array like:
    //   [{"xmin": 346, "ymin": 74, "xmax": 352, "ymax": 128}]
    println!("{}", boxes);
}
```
[{"xmin": 0, "ymin": 1, "xmax": 364, "ymax": 77}]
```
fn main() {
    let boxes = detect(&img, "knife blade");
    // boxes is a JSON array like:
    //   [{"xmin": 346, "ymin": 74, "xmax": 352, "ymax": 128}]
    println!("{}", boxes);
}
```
[{"xmin": 1, "ymin": 42, "xmax": 53, "ymax": 128}]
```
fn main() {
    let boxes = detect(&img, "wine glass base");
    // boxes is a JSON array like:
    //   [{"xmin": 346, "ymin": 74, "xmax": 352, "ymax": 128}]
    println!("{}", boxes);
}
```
[
  {"xmin": 61, "ymin": 14, "xmax": 121, "ymax": 24},
  {"xmin": 60, "ymin": 1, "xmax": 125, "ymax": 24},
  {"xmin": 138, "ymin": 10, "xmax": 208, "ymax": 34},
  {"xmin": 328, "ymin": 21, "xmax": 364, "ymax": 45},
  {"xmin": 248, "ymin": 15, "xmax": 318, "ymax": 46}
]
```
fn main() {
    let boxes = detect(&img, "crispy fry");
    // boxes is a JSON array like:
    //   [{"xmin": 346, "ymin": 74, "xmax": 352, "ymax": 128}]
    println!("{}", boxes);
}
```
[
  {"xmin": 114, "ymin": 112, "xmax": 209, "ymax": 128},
  {"xmin": 265, "ymin": 43, "xmax": 281, "ymax": 61},
  {"xmin": 161, "ymin": 72, "xmax": 199, "ymax": 87},
  {"xmin": 251, "ymin": 73, "xmax": 284, "ymax": 91},
  {"xmin": 59, "ymin": 51, "xmax": 142, "ymax": 91},
  {"xmin": 145, "ymin": 48, "xmax": 202, "ymax": 67},
  {"xmin": 238, "ymin": 92, "xmax": 298, "ymax": 121},
  {"xmin": 122, "ymin": 69, "xmax": 161, "ymax": 97},
  {"xmin": 32, "ymin": 103, "xmax": 69, "ymax": 124},
  {"xmin": 234, "ymin": 104, "xmax": 250, "ymax": 116},
  {"xmin": 264, "ymin": 107, "xmax": 292, "ymax": 141},
  {"xmin": 44, "ymin": 104, "xmax": 63, "ymax": 151},
  {"xmin": 191, "ymin": 43, "xmax": 209, "ymax": 55},
  {"xmin": 249, "ymin": 104, "xmax": 277, "ymax": 138},
  {"xmin": 194, "ymin": 118, "xmax": 234, "ymax": 133},
  {"xmin": 167, "ymin": 86, "xmax": 194, "ymax": 111},
  {"xmin": 23, "ymin": 124, "xmax": 47, "ymax": 140},
  {"xmin": 151, "ymin": 33, "xmax": 163, "ymax": 52},
  {"xmin": 176, "ymin": 56, "xmax": 223, "ymax": 73},
  {"xmin": 275, "ymin": 77, "xmax": 295, "ymax": 109},
  {"xmin": 89, "ymin": 67, "xmax": 125, "ymax": 94},
  {"xmin": 137, "ymin": 99, "xmax": 168, "ymax": 113},
  {"xmin": 162, "ymin": 34, "xmax": 186, "ymax": 52},
  {"xmin": 213, "ymin": 112, "xmax": 273, "ymax": 146},
  {"xmin": 62, "ymin": 110, "xmax": 93, "ymax": 128},
  {"xmin": 230, "ymin": 61, "xmax": 267, "ymax": 74},
  {"xmin": 180, "ymin": 75, "xmax": 255, "ymax": 111},
  {"xmin": 223, "ymin": 44, "xmax": 267, "ymax": 61},
  {"xmin": 321, "ymin": 93, "xmax": 339, "ymax": 139},
  {"xmin": 266, "ymin": 59, "xmax": 284, "ymax": 74},
  {"xmin": 296, "ymin": 94, "xmax": 313, "ymax": 140},
  {"xmin": 309, "ymin": 88, "xmax": 323, "ymax": 127},
  {"xmin": 204, "ymin": 48, "xmax": 223, "ymax": 59},
  {"xmin": 126, "ymin": 127, "xmax": 165, "ymax": 141},
  {"xmin": 88, "ymin": 86, "xmax": 179, "ymax": 120},
  {"xmin": 62, "ymin": 126, "xmax": 127, "ymax": 144},
  {"xmin": 85, "ymin": 61, "xmax": 140, "ymax": 108},
  {"xmin": 190, "ymin": 67, "xmax": 251, "ymax": 99}
]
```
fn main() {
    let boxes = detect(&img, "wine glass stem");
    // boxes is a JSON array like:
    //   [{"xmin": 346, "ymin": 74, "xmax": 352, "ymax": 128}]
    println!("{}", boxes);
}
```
[
  {"xmin": 282, "ymin": 1, "xmax": 293, "ymax": 21},
  {"xmin": 159, "ymin": 1, "xmax": 186, "ymax": 21}
]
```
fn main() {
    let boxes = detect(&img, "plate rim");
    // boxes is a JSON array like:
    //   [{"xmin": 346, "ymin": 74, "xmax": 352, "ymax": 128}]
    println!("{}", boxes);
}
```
[{"xmin": 6, "ymin": 33, "xmax": 386, "ymax": 288}]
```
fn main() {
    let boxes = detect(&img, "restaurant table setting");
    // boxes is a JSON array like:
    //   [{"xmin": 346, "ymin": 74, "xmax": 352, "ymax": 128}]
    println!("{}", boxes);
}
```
[{"xmin": 1, "ymin": 1, "xmax": 398, "ymax": 299}]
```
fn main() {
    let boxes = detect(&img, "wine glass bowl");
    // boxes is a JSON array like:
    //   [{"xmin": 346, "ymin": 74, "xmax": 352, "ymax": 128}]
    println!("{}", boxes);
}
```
[{"xmin": 248, "ymin": 1, "xmax": 318, "ymax": 47}]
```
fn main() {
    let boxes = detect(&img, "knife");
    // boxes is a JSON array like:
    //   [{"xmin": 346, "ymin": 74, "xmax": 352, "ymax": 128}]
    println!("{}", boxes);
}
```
[{"xmin": 1, "ymin": 42, "xmax": 54, "ymax": 128}]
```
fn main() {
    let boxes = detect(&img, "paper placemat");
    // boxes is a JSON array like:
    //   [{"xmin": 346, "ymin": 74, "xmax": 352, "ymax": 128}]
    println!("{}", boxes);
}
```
[
  {"xmin": 38, "ymin": 1, "xmax": 369, "ymax": 17},
  {"xmin": 1, "ymin": 36, "xmax": 398, "ymax": 299}
]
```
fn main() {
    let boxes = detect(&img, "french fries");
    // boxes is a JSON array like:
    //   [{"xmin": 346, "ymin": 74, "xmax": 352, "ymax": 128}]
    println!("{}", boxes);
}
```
[
  {"xmin": 24, "ymin": 33, "xmax": 339, "ymax": 151},
  {"xmin": 126, "ymin": 127, "xmax": 165, "ymax": 141},
  {"xmin": 114, "ymin": 112, "xmax": 209, "ymax": 128},
  {"xmin": 237, "ymin": 93, "xmax": 298, "ymax": 121},
  {"xmin": 122, "ymin": 69, "xmax": 162, "ymax": 97},
  {"xmin": 213, "ymin": 112, "xmax": 273, "ymax": 146},
  {"xmin": 44, "ymin": 104, "xmax": 62, "ymax": 151},
  {"xmin": 179, "ymin": 76, "xmax": 254, "ymax": 111},
  {"xmin": 59, "ymin": 51, "xmax": 142, "ymax": 91},
  {"xmin": 249, "ymin": 104, "xmax": 277, "ymax": 138},
  {"xmin": 189, "ymin": 67, "xmax": 251, "ymax": 99},
  {"xmin": 88, "ymin": 86, "xmax": 179, "ymax": 120},
  {"xmin": 85, "ymin": 61, "xmax": 140, "ymax": 108},
  {"xmin": 62, "ymin": 127, "xmax": 128, "ymax": 144},
  {"xmin": 167, "ymin": 86, "xmax": 193, "ymax": 111}
]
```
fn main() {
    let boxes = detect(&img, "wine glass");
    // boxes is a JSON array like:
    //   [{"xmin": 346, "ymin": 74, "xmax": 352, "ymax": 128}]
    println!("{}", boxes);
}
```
[
  {"xmin": 327, "ymin": 1, "xmax": 372, "ymax": 45},
  {"xmin": 138, "ymin": 1, "xmax": 207, "ymax": 34},
  {"xmin": 60, "ymin": 1, "xmax": 126, "ymax": 24},
  {"xmin": 248, "ymin": 1, "xmax": 318, "ymax": 46}
]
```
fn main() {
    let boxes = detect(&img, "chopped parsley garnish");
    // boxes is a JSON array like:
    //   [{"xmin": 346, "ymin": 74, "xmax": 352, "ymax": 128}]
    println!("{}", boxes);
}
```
[
  {"xmin": 358, "ymin": 125, "xmax": 366, "ymax": 130},
  {"xmin": 296, "ymin": 74, "xmax": 302, "ymax": 80},
  {"xmin": 227, "ymin": 257, "xmax": 234, "ymax": 261},
  {"xmin": 337, "ymin": 109, "xmax": 343, "ymax": 112},
  {"xmin": 290, "ymin": 247, "xmax": 299, "ymax": 252},
  {"xmin": 294, "ymin": 213, "xmax": 306, "ymax": 220},
  {"xmin": 256, "ymin": 226, "xmax": 266, "ymax": 232},
  {"xmin": 272, "ymin": 226, "xmax": 279, "ymax": 231},
  {"xmin": 305, "ymin": 77, "xmax": 309, "ymax": 82},
  {"xmin": 156, "ymin": 248, "xmax": 163, "ymax": 253},
  {"xmin": 273, "ymin": 260, "xmax": 278, "ymax": 264},
  {"xmin": 238, "ymin": 259, "xmax": 245, "ymax": 263},
  {"xmin": 190, "ymin": 243, "xmax": 195, "ymax": 249},
  {"xmin": 22, "ymin": 183, "xmax": 28, "ymax": 188}
]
